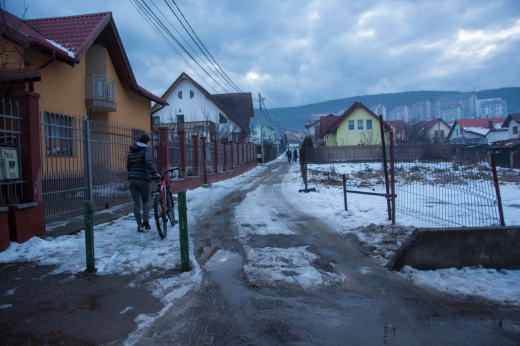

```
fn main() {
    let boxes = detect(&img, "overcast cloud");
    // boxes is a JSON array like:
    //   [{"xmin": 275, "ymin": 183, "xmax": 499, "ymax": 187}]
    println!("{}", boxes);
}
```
[{"xmin": 5, "ymin": 0, "xmax": 520, "ymax": 107}]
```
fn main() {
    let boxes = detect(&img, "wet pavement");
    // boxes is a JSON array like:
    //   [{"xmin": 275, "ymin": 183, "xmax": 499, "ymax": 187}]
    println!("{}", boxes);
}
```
[{"xmin": 1, "ymin": 160, "xmax": 520, "ymax": 345}]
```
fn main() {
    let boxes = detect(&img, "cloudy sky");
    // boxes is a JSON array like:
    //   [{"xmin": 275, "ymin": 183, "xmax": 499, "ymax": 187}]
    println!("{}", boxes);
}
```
[{"xmin": 5, "ymin": 0, "xmax": 520, "ymax": 108}]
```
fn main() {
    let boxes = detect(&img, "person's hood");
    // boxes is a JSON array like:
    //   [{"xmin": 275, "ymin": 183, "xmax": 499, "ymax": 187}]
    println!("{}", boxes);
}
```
[{"xmin": 130, "ymin": 142, "xmax": 148, "ymax": 152}]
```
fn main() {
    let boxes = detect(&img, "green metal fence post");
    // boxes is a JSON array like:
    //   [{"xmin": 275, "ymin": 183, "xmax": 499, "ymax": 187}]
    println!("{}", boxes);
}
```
[
  {"xmin": 84, "ymin": 200, "xmax": 95, "ymax": 272},
  {"xmin": 178, "ymin": 191, "xmax": 190, "ymax": 272}
]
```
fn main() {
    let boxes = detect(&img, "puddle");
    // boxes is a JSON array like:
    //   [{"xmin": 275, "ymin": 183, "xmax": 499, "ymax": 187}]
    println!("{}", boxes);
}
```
[{"xmin": 205, "ymin": 250, "xmax": 242, "ymax": 270}]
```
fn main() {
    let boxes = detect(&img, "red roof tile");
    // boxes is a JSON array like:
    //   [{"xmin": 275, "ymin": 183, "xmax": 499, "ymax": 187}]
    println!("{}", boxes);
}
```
[
  {"xmin": 456, "ymin": 118, "xmax": 504, "ymax": 129},
  {"xmin": 212, "ymin": 93, "xmax": 254, "ymax": 131}
]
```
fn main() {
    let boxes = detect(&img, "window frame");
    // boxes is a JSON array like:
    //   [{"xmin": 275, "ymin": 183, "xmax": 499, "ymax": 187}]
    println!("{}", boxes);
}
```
[
  {"xmin": 348, "ymin": 120, "xmax": 355, "ymax": 131},
  {"xmin": 366, "ymin": 119, "xmax": 373, "ymax": 131},
  {"xmin": 513, "ymin": 126, "xmax": 518, "ymax": 134},
  {"xmin": 357, "ymin": 119, "xmax": 364, "ymax": 131}
]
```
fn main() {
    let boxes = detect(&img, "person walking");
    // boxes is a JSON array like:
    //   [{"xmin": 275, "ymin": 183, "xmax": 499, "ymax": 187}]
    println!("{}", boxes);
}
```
[
  {"xmin": 285, "ymin": 148, "xmax": 292, "ymax": 162},
  {"xmin": 127, "ymin": 134, "xmax": 160, "ymax": 232},
  {"xmin": 293, "ymin": 148, "xmax": 299, "ymax": 162}
]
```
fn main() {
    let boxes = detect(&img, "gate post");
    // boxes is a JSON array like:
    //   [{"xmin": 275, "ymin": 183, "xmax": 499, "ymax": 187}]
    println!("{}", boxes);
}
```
[
  {"xmin": 379, "ymin": 115, "xmax": 391, "ymax": 221},
  {"xmin": 490, "ymin": 153, "xmax": 506, "ymax": 226},
  {"xmin": 201, "ymin": 137, "xmax": 208, "ymax": 184},
  {"xmin": 389, "ymin": 131, "xmax": 396, "ymax": 225},
  {"xmin": 158, "ymin": 127, "xmax": 170, "ymax": 174},
  {"xmin": 192, "ymin": 135, "xmax": 200, "ymax": 177}
]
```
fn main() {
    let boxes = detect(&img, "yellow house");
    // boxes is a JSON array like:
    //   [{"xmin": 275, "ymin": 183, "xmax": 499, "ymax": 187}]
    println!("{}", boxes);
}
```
[
  {"xmin": 323, "ymin": 102, "xmax": 387, "ymax": 146},
  {"xmin": 1, "ymin": 10, "xmax": 167, "ymax": 176},
  {"xmin": 1, "ymin": 10, "xmax": 166, "ymax": 126}
]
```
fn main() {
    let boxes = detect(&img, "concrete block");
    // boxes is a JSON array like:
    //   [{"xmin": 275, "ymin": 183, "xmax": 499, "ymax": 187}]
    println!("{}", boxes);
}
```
[{"xmin": 386, "ymin": 226, "xmax": 520, "ymax": 271}]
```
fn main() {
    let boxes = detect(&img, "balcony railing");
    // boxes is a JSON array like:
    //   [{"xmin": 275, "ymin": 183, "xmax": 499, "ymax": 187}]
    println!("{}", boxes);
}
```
[{"xmin": 85, "ymin": 74, "xmax": 116, "ymax": 112}]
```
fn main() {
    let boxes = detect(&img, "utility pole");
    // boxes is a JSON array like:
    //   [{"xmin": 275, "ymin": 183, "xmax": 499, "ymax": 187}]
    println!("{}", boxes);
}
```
[
  {"xmin": 258, "ymin": 92, "xmax": 265, "ymax": 163},
  {"xmin": 275, "ymin": 118, "xmax": 279, "ymax": 156}
]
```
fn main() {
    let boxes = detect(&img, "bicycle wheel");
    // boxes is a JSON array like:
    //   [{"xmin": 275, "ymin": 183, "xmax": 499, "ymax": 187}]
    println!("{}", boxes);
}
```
[
  {"xmin": 166, "ymin": 191, "xmax": 176, "ymax": 226},
  {"xmin": 154, "ymin": 195, "xmax": 167, "ymax": 239}
]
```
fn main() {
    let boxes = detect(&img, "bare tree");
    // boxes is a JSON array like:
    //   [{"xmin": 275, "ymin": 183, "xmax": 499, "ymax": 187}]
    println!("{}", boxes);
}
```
[
  {"xmin": 201, "ymin": 106, "xmax": 240, "ymax": 142},
  {"xmin": 0, "ymin": 1, "xmax": 30, "ymax": 94},
  {"xmin": 359, "ymin": 130, "xmax": 381, "ymax": 145}
]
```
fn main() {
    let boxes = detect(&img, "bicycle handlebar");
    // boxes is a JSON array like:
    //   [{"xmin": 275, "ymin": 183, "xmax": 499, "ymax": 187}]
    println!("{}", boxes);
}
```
[{"xmin": 153, "ymin": 167, "xmax": 180, "ymax": 180}]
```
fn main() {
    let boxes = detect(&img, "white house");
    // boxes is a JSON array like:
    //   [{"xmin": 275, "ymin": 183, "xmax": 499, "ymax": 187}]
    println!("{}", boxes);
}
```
[
  {"xmin": 502, "ymin": 114, "xmax": 520, "ymax": 139},
  {"xmin": 447, "ymin": 118, "xmax": 507, "ymax": 145},
  {"xmin": 152, "ymin": 72, "xmax": 253, "ymax": 142}
]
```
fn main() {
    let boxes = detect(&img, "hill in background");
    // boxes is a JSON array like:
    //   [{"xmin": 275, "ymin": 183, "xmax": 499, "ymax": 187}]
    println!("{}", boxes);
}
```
[{"xmin": 253, "ymin": 87, "xmax": 520, "ymax": 131}]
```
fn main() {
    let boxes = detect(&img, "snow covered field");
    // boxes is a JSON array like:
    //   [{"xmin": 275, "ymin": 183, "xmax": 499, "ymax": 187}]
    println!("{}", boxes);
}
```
[{"xmin": 282, "ymin": 160, "xmax": 520, "ymax": 306}]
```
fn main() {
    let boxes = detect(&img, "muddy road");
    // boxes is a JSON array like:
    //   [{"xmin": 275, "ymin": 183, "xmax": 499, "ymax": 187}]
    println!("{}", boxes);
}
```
[{"xmin": 137, "ymin": 160, "xmax": 520, "ymax": 345}]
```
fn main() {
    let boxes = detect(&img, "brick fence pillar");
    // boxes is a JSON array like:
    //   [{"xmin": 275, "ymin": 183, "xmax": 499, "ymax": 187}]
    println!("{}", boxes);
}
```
[
  {"xmin": 229, "ymin": 141, "xmax": 234, "ymax": 168},
  {"xmin": 192, "ymin": 135, "xmax": 200, "ymax": 177},
  {"xmin": 201, "ymin": 137, "xmax": 208, "ymax": 183},
  {"xmin": 223, "ymin": 143, "xmax": 227, "ymax": 171},
  {"xmin": 15, "ymin": 91, "xmax": 42, "ymax": 203},
  {"xmin": 213, "ymin": 140, "xmax": 219, "ymax": 173},
  {"xmin": 179, "ymin": 132, "xmax": 187, "ymax": 179},
  {"xmin": 158, "ymin": 127, "xmax": 169, "ymax": 174}
]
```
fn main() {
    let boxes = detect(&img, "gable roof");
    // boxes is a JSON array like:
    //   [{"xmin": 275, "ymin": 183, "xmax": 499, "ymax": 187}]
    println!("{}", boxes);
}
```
[
  {"xmin": 153, "ymin": 72, "xmax": 248, "ymax": 132},
  {"xmin": 502, "ymin": 114, "xmax": 520, "ymax": 128},
  {"xmin": 0, "ymin": 9, "xmax": 166, "ymax": 105},
  {"xmin": 386, "ymin": 120, "xmax": 407, "ymax": 130},
  {"xmin": 315, "ymin": 114, "xmax": 339, "ymax": 139},
  {"xmin": 304, "ymin": 119, "xmax": 320, "ymax": 128},
  {"xmin": 447, "ymin": 118, "xmax": 505, "ymax": 138},
  {"xmin": 212, "ymin": 93, "xmax": 254, "ymax": 131},
  {"xmin": 324, "ymin": 102, "xmax": 381, "ymax": 135},
  {"xmin": 421, "ymin": 118, "xmax": 450, "ymax": 133}
]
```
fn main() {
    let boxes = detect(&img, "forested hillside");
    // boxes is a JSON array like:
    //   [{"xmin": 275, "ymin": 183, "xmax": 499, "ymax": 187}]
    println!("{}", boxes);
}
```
[{"xmin": 254, "ymin": 87, "xmax": 520, "ymax": 131}]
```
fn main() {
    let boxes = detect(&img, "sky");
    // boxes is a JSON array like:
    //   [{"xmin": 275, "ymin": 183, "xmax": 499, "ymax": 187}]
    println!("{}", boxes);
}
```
[{"xmin": 4, "ymin": 0, "xmax": 520, "ymax": 108}]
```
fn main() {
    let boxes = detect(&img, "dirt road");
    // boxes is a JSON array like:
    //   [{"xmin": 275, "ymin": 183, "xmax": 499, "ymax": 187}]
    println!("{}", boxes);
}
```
[{"xmin": 135, "ymin": 160, "xmax": 520, "ymax": 345}]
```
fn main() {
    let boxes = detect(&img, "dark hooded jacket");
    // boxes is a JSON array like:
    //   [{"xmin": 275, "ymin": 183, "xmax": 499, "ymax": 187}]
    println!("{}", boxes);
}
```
[{"xmin": 127, "ymin": 143, "xmax": 158, "ymax": 182}]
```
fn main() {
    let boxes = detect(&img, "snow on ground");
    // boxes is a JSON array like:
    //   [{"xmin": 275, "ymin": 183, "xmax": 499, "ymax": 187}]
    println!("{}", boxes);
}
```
[
  {"xmin": 234, "ymin": 168, "xmax": 346, "ymax": 289},
  {"xmin": 282, "ymin": 162, "xmax": 520, "ymax": 306},
  {"xmin": 0, "ymin": 164, "xmax": 269, "ymax": 345}
]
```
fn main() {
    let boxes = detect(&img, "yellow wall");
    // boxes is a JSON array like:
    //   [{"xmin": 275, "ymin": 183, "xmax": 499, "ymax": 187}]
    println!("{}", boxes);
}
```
[
  {"xmin": 0, "ymin": 38, "xmax": 25, "ymax": 69},
  {"xmin": 105, "ymin": 50, "xmax": 151, "ymax": 130},
  {"xmin": 327, "ymin": 108, "xmax": 383, "ymax": 146}
]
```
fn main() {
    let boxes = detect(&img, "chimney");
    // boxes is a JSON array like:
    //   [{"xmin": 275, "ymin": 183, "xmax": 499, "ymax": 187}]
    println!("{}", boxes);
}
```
[{"xmin": 488, "ymin": 120, "xmax": 493, "ymax": 129}]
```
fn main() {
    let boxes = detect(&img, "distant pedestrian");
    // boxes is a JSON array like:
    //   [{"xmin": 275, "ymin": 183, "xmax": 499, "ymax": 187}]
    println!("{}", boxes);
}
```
[
  {"xmin": 293, "ymin": 149, "xmax": 298, "ymax": 162},
  {"xmin": 127, "ymin": 134, "xmax": 160, "ymax": 233},
  {"xmin": 285, "ymin": 149, "xmax": 292, "ymax": 162}
]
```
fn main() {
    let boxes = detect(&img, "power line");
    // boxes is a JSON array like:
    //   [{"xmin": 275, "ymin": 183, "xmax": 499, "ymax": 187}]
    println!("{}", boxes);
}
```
[
  {"xmin": 169, "ymin": 0, "xmax": 243, "ymax": 93},
  {"xmin": 130, "ymin": 0, "xmax": 222, "ymax": 93}
]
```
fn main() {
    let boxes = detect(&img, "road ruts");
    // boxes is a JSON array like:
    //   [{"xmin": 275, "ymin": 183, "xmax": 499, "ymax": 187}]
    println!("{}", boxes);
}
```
[{"xmin": 136, "ymin": 160, "xmax": 520, "ymax": 345}]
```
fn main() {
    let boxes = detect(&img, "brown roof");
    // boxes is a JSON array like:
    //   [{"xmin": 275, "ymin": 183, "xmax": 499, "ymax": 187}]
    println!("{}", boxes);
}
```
[
  {"xmin": 421, "ymin": 118, "xmax": 450, "ymax": 133},
  {"xmin": 212, "ymin": 93, "xmax": 254, "ymax": 131},
  {"xmin": 502, "ymin": 114, "xmax": 520, "ymax": 128},
  {"xmin": 386, "ymin": 120, "xmax": 407, "ymax": 130},
  {"xmin": 154, "ymin": 72, "xmax": 248, "ymax": 132},
  {"xmin": 315, "ymin": 115, "xmax": 339, "ymax": 139},
  {"xmin": 456, "ymin": 118, "xmax": 504, "ymax": 129},
  {"xmin": 0, "ymin": 9, "xmax": 166, "ymax": 105},
  {"xmin": 324, "ymin": 102, "xmax": 381, "ymax": 135}
]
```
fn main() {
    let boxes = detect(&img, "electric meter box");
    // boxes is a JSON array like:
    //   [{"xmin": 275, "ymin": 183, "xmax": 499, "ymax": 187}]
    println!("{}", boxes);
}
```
[{"xmin": 0, "ymin": 148, "xmax": 20, "ymax": 181}]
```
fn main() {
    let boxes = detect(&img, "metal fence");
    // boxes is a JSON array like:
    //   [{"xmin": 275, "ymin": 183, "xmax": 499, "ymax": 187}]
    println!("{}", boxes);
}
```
[
  {"xmin": 393, "ymin": 145, "xmax": 501, "ymax": 227},
  {"xmin": 0, "ymin": 96, "xmax": 24, "ymax": 205},
  {"xmin": 40, "ymin": 112, "xmax": 151, "ymax": 217}
]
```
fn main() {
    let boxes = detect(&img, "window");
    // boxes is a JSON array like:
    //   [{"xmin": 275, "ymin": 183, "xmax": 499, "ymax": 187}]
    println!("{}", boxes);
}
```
[
  {"xmin": 513, "ymin": 126, "xmax": 518, "ymax": 134},
  {"xmin": 357, "ymin": 119, "xmax": 364, "ymax": 130},
  {"xmin": 219, "ymin": 113, "xmax": 227, "ymax": 123},
  {"xmin": 348, "ymin": 120, "xmax": 355, "ymax": 131},
  {"xmin": 178, "ymin": 91, "xmax": 182, "ymax": 99},
  {"xmin": 456, "ymin": 129, "xmax": 459, "ymax": 135},
  {"xmin": 440, "ymin": 130, "xmax": 445, "ymax": 137},
  {"xmin": 253, "ymin": 131, "xmax": 257, "ymax": 135},
  {"xmin": 434, "ymin": 130, "xmax": 440, "ymax": 137},
  {"xmin": 190, "ymin": 90, "xmax": 194, "ymax": 99},
  {"xmin": 44, "ymin": 112, "xmax": 75, "ymax": 156},
  {"xmin": 366, "ymin": 119, "xmax": 373, "ymax": 130}
]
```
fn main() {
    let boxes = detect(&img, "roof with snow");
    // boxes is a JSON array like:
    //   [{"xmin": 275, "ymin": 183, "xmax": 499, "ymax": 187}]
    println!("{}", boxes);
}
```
[
  {"xmin": 448, "ymin": 118, "xmax": 505, "ymax": 138},
  {"xmin": 304, "ymin": 119, "xmax": 320, "ymax": 128},
  {"xmin": 0, "ymin": 9, "xmax": 166, "ymax": 105}
]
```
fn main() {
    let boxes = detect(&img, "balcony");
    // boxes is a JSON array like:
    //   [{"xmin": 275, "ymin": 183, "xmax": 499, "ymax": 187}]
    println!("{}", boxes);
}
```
[{"xmin": 85, "ymin": 74, "xmax": 116, "ymax": 112}]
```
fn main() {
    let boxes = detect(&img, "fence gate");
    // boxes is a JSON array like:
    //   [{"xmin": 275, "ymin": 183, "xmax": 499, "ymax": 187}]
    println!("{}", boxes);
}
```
[{"xmin": 40, "ymin": 112, "xmax": 150, "ymax": 218}]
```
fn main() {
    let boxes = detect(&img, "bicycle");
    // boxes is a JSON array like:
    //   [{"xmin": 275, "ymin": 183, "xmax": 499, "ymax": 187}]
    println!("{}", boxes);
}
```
[{"xmin": 152, "ymin": 167, "xmax": 179, "ymax": 239}]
